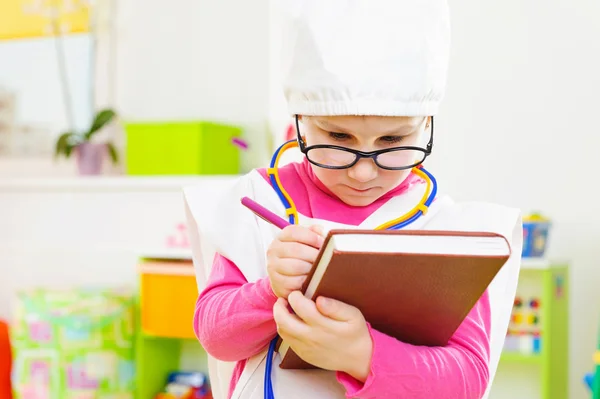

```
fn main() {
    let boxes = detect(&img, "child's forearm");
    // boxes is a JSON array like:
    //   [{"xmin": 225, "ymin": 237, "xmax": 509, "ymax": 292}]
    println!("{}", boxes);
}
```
[
  {"xmin": 194, "ymin": 254, "xmax": 278, "ymax": 362},
  {"xmin": 337, "ymin": 292, "xmax": 491, "ymax": 399}
]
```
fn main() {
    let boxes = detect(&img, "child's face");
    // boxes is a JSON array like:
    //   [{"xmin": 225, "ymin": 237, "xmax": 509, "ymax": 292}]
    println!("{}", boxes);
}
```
[{"xmin": 300, "ymin": 115, "xmax": 429, "ymax": 207}]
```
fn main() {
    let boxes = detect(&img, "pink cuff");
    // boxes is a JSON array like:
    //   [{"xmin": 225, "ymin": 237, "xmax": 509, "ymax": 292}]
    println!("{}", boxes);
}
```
[{"xmin": 335, "ymin": 323, "xmax": 377, "ymax": 398}]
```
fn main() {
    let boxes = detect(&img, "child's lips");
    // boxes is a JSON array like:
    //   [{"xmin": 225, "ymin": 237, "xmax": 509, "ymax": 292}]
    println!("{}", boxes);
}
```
[{"xmin": 347, "ymin": 186, "xmax": 374, "ymax": 193}]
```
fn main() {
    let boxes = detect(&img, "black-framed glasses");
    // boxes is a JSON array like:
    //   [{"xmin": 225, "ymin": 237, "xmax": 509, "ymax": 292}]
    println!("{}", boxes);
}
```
[{"xmin": 295, "ymin": 115, "xmax": 434, "ymax": 170}]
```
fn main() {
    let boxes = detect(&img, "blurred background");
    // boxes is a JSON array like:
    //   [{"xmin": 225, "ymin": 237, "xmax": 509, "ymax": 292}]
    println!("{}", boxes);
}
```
[{"xmin": 0, "ymin": 0, "xmax": 599, "ymax": 398}]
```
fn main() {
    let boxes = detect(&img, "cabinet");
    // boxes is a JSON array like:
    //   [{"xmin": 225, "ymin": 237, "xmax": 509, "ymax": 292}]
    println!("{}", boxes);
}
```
[
  {"xmin": 493, "ymin": 259, "xmax": 569, "ymax": 399},
  {"xmin": 134, "ymin": 252, "xmax": 207, "ymax": 399}
]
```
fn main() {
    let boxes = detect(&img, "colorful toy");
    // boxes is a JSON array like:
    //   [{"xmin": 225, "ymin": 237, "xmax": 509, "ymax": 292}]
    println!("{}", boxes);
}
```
[
  {"xmin": 166, "ymin": 223, "xmax": 190, "ymax": 249},
  {"xmin": 522, "ymin": 212, "xmax": 551, "ymax": 258},
  {"xmin": 585, "ymin": 372, "xmax": 594, "ymax": 391},
  {"xmin": 154, "ymin": 371, "xmax": 212, "ymax": 399},
  {"xmin": 1, "ymin": 320, "xmax": 12, "ymax": 399},
  {"xmin": 593, "ymin": 346, "xmax": 600, "ymax": 398},
  {"xmin": 10, "ymin": 287, "xmax": 135, "ymax": 399},
  {"xmin": 504, "ymin": 295, "xmax": 543, "ymax": 355}
]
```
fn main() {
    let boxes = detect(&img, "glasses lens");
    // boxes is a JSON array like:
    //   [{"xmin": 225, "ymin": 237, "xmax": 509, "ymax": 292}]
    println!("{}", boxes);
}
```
[
  {"xmin": 306, "ymin": 147, "xmax": 357, "ymax": 168},
  {"xmin": 376, "ymin": 149, "xmax": 427, "ymax": 169}
]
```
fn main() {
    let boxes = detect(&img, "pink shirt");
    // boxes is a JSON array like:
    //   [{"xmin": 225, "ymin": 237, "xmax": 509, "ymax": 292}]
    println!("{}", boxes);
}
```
[{"xmin": 194, "ymin": 159, "xmax": 491, "ymax": 399}]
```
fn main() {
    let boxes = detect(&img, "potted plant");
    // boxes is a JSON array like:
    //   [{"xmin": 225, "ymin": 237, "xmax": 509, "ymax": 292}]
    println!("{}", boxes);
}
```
[
  {"xmin": 54, "ymin": 108, "xmax": 119, "ymax": 175},
  {"xmin": 50, "ymin": 0, "xmax": 120, "ymax": 175}
]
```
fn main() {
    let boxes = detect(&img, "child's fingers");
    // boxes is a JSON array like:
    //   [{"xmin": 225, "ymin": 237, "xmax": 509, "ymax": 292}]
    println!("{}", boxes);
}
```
[
  {"xmin": 316, "ymin": 296, "xmax": 362, "ymax": 323},
  {"xmin": 267, "ymin": 240, "xmax": 319, "ymax": 265},
  {"xmin": 279, "ymin": 225, "xmax": 324, "ymax": 248},
  {"xmin": 288, "ymin": 291, "xmax": 327, "ymax": 327},
  {"xmin": 309, "ymin": 225, "xmax": 325, "ymax": 237},
  {"xmin": 273, "ymin": 258, "xmax": 313, "ymax": 276},
  {"xmin": 273, "ymin": 297, "xmax": 309, "ymax": 339},
  {"xmin": 278, "ymin": 241, "xmax": 320, "ymax": 264},
  {"xmin": 271, "ymin": 272, "xmax": 306, "ymax": 293}
]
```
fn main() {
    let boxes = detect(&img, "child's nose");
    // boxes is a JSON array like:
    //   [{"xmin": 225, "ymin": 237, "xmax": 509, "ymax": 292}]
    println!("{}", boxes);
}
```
[{"xmin": 347, "ymin": 158, "xmax": 378, "ymax": 182}]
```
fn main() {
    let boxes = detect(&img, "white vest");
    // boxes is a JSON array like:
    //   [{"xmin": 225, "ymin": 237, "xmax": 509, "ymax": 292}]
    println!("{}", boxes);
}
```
[{"xmin": 184, "ymin": 170, "xmax": 523, "ymax": 399}]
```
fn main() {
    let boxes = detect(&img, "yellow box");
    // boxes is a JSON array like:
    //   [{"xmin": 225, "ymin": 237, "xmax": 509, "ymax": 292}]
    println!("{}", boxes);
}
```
[
  {"xmin": 139, "ymin": 260, "xmax": 198, "ymax": 339},
  {"xmin": 0, "ymin": 0, "xmax": 89, "ymax": 40}
]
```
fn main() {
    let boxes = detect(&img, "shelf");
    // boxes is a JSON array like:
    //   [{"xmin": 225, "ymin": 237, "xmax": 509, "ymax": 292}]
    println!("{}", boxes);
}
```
[
  {"xmin": 500, "ymin": 352, "xmax": 543, "ymax": 364},
  {"xmin": 0, "ymin": 174, "xmax": 239, "ymax": 193},
  {"xmin": 521, "ymin": 258, "xmax": 569, "ymax": 270},
  {"xmin": 138, "ymin": 263, "xmax": 195, "ymax": 276},
  {"xmin": 138, "ymin": 248, "xmax": 193, "ymax": 261},
  {"xmin": 141, "ymin": 330, "xmax": 197, "ymax": 340}
]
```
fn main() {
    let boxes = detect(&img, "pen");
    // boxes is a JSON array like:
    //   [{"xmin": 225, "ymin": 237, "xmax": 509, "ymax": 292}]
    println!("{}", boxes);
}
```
[{"xmin": 241, "ymin": 196, "xmax": 291, "ymax": 230}]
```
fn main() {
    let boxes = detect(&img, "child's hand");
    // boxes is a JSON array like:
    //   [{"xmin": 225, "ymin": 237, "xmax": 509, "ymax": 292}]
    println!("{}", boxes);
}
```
[
  {"xmin": 266, "ymin": 225, "xmax": 325, "ymax": 299},
  {"xmin": 273, "ymin": 291, "xmax": 373, "ymax": 382}
]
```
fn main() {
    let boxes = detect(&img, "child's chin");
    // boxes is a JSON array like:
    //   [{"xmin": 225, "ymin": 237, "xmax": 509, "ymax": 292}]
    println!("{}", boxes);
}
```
[{"xmin": 339, "ymin": 194, "xmax": 379, "ymax": 207}]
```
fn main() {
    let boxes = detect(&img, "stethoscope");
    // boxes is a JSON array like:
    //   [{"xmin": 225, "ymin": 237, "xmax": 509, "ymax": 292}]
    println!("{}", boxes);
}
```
[{"xmin": 262, "ymin": 132, "xmax": 438, "ymax": 399}]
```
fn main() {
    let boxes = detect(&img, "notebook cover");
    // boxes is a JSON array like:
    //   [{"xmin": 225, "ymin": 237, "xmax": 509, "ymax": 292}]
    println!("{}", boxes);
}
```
[{"xmin": 278, "ymin": 229, "xmax": 511, "ymax": 369}]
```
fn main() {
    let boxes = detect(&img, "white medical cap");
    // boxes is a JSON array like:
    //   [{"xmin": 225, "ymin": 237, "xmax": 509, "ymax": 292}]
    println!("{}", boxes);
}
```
[{"xmin": 279, "ymin": 0, "xmax": 451, "ymax": 117}]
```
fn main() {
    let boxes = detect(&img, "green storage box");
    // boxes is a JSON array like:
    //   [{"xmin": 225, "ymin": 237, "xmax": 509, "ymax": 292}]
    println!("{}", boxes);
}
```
[
  {"xmin": 125, "ymin": 121, "xmax": 242, "ymax": 175},
  {"xmin": 11, "ymin": 287, "xmax": 135, "ymax": 399}
]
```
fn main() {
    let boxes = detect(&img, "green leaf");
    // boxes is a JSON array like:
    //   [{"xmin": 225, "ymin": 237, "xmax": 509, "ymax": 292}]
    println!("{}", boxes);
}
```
[
  {"xmin": 55, "ymin": 132, "xmax": 76, "ymax": 159},
  {"xmin": 86, "ymin": 108, "xmax": 117, "ymax": 139},
  {"xmin": 65, "ymin": 143, "xmax": 74, "ymax": 157},
  {"xmin": 106, "ymin": 142, "xmax": 119, "ymax": 164}
]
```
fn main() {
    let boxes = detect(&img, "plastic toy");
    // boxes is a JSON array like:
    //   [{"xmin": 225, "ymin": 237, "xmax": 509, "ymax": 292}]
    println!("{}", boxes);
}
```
[
  {"xmin": 593, "ymin": 348, "xmax": 600, "ymax": 398},
  {"xmin": 504, "ymin": 295, "xmax": 544, "ymax": 355},
  {"xmin": 11, "ymin": 288, "xmax": 135, "ymax": 398},
  {"xmin": 166, "ymin": 223, "xmax": 190, "ymax": 249},
  {"xmin": 585, "ymin": 372, "xmax": 594, "ymax": 391},
  {"xmin": 0, "ymin": 320, "xmax": 12, "ymax": 399},
  {"xmin": 154, "ymin": 371, "xmax": 212, "ymax": 399},
  {"xmin": 522, "ymin": 212, "xmax": 551, "ymax": 258}
]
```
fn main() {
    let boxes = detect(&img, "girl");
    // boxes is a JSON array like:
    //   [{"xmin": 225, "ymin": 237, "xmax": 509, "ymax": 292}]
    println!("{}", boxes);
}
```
[{"xmin": 184, "ymin": 1, "xmax": 522, "ymax": 398}]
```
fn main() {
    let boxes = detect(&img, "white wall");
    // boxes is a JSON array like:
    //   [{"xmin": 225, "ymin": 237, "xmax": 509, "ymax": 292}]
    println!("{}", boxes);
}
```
[
  {"xmin": 426, "ymin": 1, "xmax": 600, "ymax": 398},
  {"xmin": 0, "ymin": 35, "xmax": 93, "ymax": 136},
  {"xmin": 110, "ymin": 0, "xmax": 272, "ymax": 171}
]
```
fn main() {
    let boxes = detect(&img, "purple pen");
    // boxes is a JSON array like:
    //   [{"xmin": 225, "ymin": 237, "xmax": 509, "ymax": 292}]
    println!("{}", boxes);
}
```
[{"xmin": 241, "ymin": 197, "xmax": 291, "ymax": 229}]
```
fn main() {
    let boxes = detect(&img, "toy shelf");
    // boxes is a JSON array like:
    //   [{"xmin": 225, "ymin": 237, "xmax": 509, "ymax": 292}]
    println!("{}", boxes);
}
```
[
  {"xmin": 496, "ymin": 259, "xmax": 569, "ymax": 399},
  {"xmin": 134, "ymin": 255, "xmax": 207, "ymax": 399},
  {"xmin": 500, "ymin": 352, "xmax": 543, "ymax": 365}
]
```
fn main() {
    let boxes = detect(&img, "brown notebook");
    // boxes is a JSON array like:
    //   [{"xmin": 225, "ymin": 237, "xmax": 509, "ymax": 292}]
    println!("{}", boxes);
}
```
[{"xmin": 277, "ymin": 229, "xmax": 511, "ymax": 369}]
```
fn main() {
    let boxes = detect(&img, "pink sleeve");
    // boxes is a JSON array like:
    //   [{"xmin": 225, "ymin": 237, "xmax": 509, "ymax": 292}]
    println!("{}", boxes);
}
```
[
  {"xmin": 194, "ymin": 253, "xmax": 278, "ymax": 362},
  {"xmin": 337, "ymin": 291, "xmax": 492, "ymax": 399}
]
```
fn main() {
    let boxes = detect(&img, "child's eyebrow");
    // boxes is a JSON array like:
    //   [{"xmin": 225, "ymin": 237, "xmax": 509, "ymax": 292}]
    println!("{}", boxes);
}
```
[
  {"xmin": 315, "ymin": 119, "xmax": 419, "ymax": 136},
  {"xmin": 314, "ymin": 120, "xmax": 346, "ymax": 132}
]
